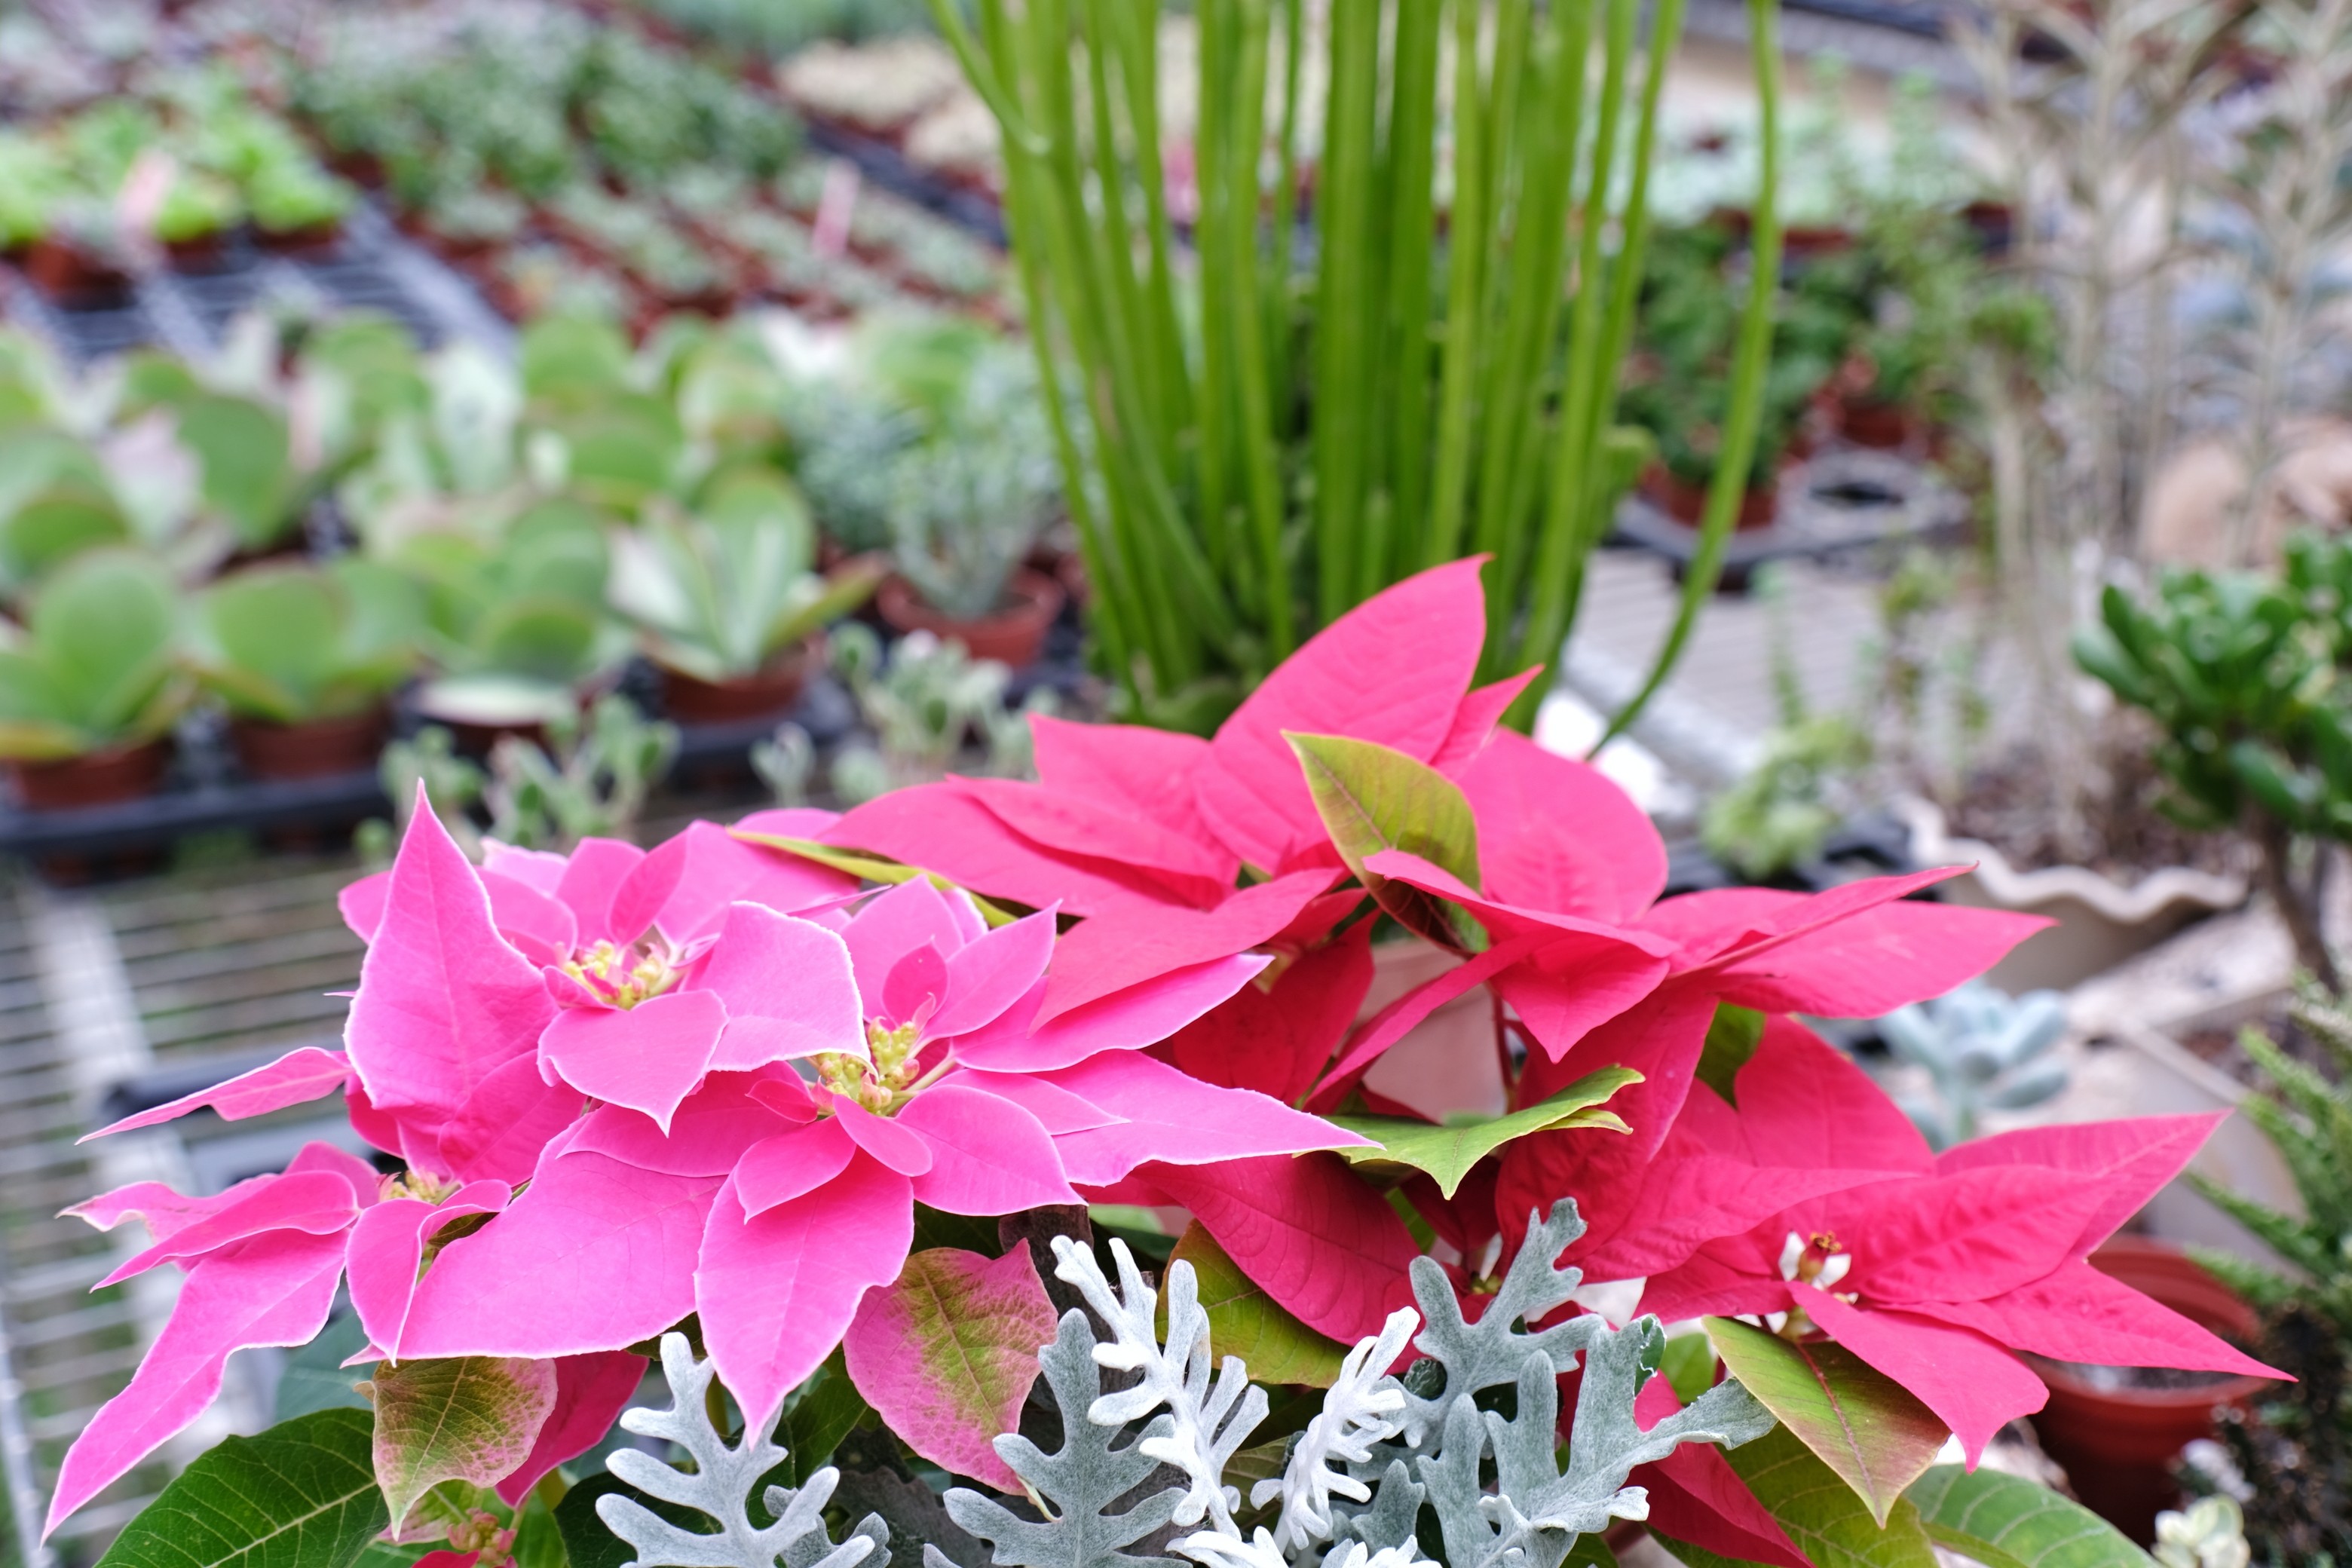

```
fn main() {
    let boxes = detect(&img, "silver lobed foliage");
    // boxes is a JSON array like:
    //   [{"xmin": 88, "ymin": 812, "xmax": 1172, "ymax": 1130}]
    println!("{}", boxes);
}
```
[
  {"xmin": 953, "ymin": 1202, "xmax": 1773, "ymax": 1568},
  {"xmin": 598, "ymin": 1332, "xmax": 892, "ymax": 1568}
]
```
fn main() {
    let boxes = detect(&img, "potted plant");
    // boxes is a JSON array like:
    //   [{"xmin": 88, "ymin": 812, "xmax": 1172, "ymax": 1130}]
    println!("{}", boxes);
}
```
[
  {"xmin": 192, "ymin": 560, "xmax": 424, "ymax": 780},
  {"xmin": 2074, "ymin": 530, "xmax": 2352, "ymax": 992},
  {"xmin": 249, "ymin": 153, "xmax": 358, "ymax": 253},
  {"xmin": 609, "ymin": 472, "xmax": 884, "ymax": 724},
  {"xmin": 392, "ymin": 500, "xmax": 633, "ymax": 743},
  {"xmin": 875, "ymin": 427, "xmax": 1064, "ymax": 666},
  {"xmin": 152, "ymin": 166, "xmax": 243, "ymax": 271},
  {"xmin": 2176, "ymin": 981, "xmax": 2352, "ymax": 1563},
  {"xmin": 60, "ymin": 562, "xmax": 2259, "ymax": 1568},
  {"xmin": 795, "ymin": 316, "xmax": 1066, "ymax": 664},
  {"xmin": 23, "ymin": 198, "xmax": 136, "ymax": 308},
  {"xmin": 0, "ymin": 550, "xmax": 189, "ymax": 808},
  {"xmin": 1622, "ymin": 224, "xmax": 1854, "ymax": 531}
]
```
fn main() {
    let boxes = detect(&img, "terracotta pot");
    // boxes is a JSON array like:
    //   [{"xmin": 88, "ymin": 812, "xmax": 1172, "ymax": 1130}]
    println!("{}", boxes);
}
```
[
  {"xmin": 1640, "ymin": 465, "xmax": 1778, "ymax": 531},
  {"xmin": 660, "ymin": 640, "xmax": 819, "ymax": 726},
  {"xmin": 1837, "ymin": 397, "xmax": 1917, "ymax": 452},
  {"xmin": 255, "ymin": 220, "xmax": 344, "ymax": 259},
  {"xmin": 8, "ymin": 737, "xmax": 170, "ymax": 810},
  {"xmin": 877, "ymin": 566, "xmax": 1066, "ymax": 669},
  {"xmin": 165, "ymin": 232, "xmax": 234, "ymax": 273},
  {"xmin": 23, "ymin": 237, "xmax": 133, "ymax": 308},
  {"xmin": 2027, "ymin": 1238, "xmax": 2271, "ymax": 1543},
  {"xmin": 229, "ymin": 706, "xmax": 389, "ymax": 781}
]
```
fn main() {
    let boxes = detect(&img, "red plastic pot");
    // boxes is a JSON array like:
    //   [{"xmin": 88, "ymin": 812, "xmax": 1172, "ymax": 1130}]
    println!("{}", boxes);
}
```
[
  {"xmin": 2027, "ymin": 1237, "xmax": 2272, "ymax": 1544},
  {"xmin": 8, "ymin": 737, "xmax": 171, "ymax": 810},
  {"xmin": 660, "ymin": 639, "xmax": 819, "ymax": 726},
  {"xmin": 229, "ymin": 706, "xmax": 389, "ymax": 781},
  {"xmin": 1640, "ymin": 464, "xmax": 1778, "ymax": 531},
  {"xmin": 1837, "ymin": 397, "xmax": 1919, "ymax": 451},
  {"xmin": 23, "ymin": 237, "xmax": 133, "ymax": 308},
  {"xmin": 877, "ymin": 566, "xmax": 1065, "ymax": 669},
  {"xmin": 255, "ymin": 220, "xmax": 344, "ymax": 259}
]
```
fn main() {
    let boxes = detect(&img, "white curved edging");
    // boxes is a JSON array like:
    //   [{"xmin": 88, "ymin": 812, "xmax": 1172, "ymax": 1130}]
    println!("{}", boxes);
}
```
[{"xmin": 1894, "ymin": 795, "xmax": 2248, "ymax": 991}]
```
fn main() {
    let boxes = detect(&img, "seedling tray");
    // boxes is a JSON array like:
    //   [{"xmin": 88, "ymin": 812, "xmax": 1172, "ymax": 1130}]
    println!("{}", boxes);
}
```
[{"xmin": 1611, "ymin": 448, "xmax": 1971, "ymax": 589}]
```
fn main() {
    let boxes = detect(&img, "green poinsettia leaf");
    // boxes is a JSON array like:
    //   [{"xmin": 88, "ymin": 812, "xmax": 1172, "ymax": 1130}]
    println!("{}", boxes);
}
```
[
  {"xmin": 1288, "ymin": 730, "xmax": 1484, "ymax": 950},
  {"xmin": 733, "ymin": 831, "xmax": 1021, "ymax": 927},
  {"xmin": 1717, "ymin": 1423, "xmax": 1941, "ymax": 1568},
  {"xmin": 1695, "ymin": 1003, "xmax": 1766, "ymax": 1105},
  {"xmin": 369, "ymin": 1355, "xmax": 559, "ymax": 1531},
  {"xmin": 1163, "ymin": 1222, "xmax": 1348, "ymax": 1388},
  {"xmin": 1707, "ymin": 1317, "xmax": 1949, "ymax": 1526},
  {"xmin": 1328, "ymin": 1066, "xmax": 1642, "ymax": 1198},
  {"xmin": 1906, "ymin": 1465, "xmax": 2158, "ymax": 1568},
  {"xmin": 778, "ymin": 1347, "xmax": 871, "ymax": 1486},
  {"xmin": 94, "ymin": 1408, "xmax": 387, "ymax": 1568}
]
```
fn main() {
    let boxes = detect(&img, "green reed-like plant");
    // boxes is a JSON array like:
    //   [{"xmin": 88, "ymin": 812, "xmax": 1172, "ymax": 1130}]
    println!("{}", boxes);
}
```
[{"xmin": 930, "ymin": 0, "xmax": 1783, "ymax": 733}]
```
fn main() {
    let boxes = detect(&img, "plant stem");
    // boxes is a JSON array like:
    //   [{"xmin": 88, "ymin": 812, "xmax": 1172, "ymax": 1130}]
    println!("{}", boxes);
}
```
[{"xmin": 1596, "ymin": 0, "xmax": 1782, "ymax": 749}]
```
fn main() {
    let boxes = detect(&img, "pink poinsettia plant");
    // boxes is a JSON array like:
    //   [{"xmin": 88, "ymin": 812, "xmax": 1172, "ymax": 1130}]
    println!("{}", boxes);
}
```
[{"xmin": 49, "ymin": 560, "xmax": 2280, "ymax": 1568}]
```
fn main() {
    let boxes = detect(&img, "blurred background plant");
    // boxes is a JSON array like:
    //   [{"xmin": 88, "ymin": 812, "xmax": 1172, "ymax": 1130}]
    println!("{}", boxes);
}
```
[
  {"xmin": 2176, "ymin": 980, "xmax": 2352, "ymax": 1565},
  {"xmin": 2073, "ymin": 531, "xmax": 2352, "ymax": 988},
  {"xmin": 823, "ymin": 622, "xmax": 1048, "ymax": 802},
  {"xmin": 935, "ymin": 0, "xmax": 1786, "ymax": 733},
  {"xmin": 1876, "ymin": 978, "xmax": 2069, "ymax": 1149}
]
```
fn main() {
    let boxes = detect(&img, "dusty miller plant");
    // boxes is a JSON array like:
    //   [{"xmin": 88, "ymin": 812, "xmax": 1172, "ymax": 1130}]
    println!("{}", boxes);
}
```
[
  {"xmin": 599, "ymin": 1332, "xmax": 891, "ymax": 1568},
  {"xmin": 947, "ymin": 1201, "xmax": 1772, "ymax": 1568}
]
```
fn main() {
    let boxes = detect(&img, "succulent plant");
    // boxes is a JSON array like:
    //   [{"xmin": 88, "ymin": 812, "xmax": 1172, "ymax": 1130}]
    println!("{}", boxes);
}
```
[
  {"xmin": 825, "ymin": 622, "xmax": 1050, "ymax": 802},
  {"xmin": 192, "ymin": 559, "xmax": 424, "ymax": 724},
  {"xmin": 0, "ymin": 550, "xmax": 190, "ymax": 761},
  {"xmin": 611, "ymin": 473, "xmax": 883, "ymax": 682},
  {"xmin": 482, "ymin": 694, "xmax": 678, "ymax": 850},
  {"xmin": 393, "ymin": 498, "xmax": 632, "ymax": 729},
  {"xmin": 1876, "ymin": 978, "xmax": 2068, "ymax": 1150}
]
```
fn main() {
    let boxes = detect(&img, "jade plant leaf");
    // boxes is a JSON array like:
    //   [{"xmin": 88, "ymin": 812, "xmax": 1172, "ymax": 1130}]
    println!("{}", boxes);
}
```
[
  {"xmin": 841, "ymin": 1246, "xmax": 1058, "ymax": 1488},
  {"xmin": 1905, "ymin": 1465, "xmax": 2157, "ymax": 1568},
  {"xmin": 1288, "ymin": 731, "xmax": 1484, "ymax": 949},
  {"xmin": 1163, "ymin": 1222, "xmax": 1348, "ymax": 1389},
  {"xmin": 1706, "ymin": 1317, "xmax": 1949, "ymax": 1525},
  {"xmin": 369, "ymin": 1354, "xmax": 559, "ymax": 1530},
  {"xmin": 1328, "ymin": 1067, "xmax": 1640, "ymax": 1198},
  {"xmin": 93, "ymin": 1407, "xmax": 387, "ymax": 1568}
]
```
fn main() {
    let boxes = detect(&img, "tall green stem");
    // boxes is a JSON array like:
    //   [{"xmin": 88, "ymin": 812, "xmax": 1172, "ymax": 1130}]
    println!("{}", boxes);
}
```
[{"xmin": 1597, "ymin": 0, "xmax": 1783, "ymax": 746}]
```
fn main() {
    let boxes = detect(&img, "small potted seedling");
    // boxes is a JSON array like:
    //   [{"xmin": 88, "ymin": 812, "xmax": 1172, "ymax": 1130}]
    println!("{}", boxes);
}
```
[
  {"xmin": 153, "ymin": 167, "xmax": 243, "ymax": 272},
  {"xmin": 192, "ymin": 560, "xmax": 424, "ymax": 779},
  {"xmin": 0, "ymin": 550, "xmax": 191, "ymax": 808},
  {"xmin": 609, "ymin": 472, "xmax": 883, "ymax": 725},
  {"xmin": 248, "ymin": 154, "xmax": 356, "ymax": 256}
]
